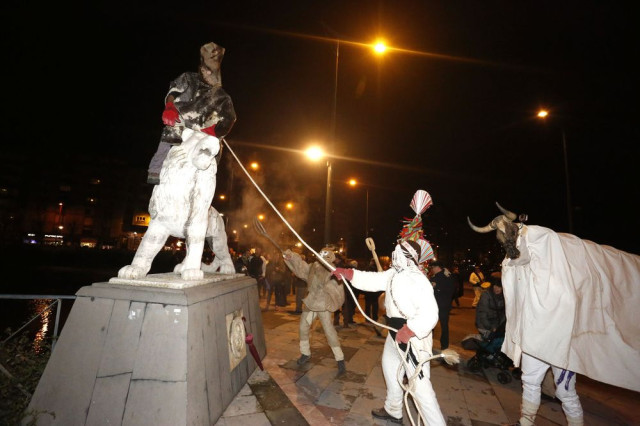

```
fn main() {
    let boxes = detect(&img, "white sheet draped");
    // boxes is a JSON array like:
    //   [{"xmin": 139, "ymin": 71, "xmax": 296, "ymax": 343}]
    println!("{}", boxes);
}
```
[{"xmin": 501, "ymin": 225, "xmax": 640, "ymax": 392}]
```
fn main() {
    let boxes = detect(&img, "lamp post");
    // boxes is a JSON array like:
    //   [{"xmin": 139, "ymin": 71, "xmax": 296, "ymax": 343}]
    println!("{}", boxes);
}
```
[
  {"xmin": 348, "ymin": 178, "xmax": 370, "ymax": 238},
  {"xmin": 537, "ymin": 109, "xmax": 573, "ymax": 233},
  {"xmin": 320, "ymin": 38, "xmax": 387, "ymax": 246}
]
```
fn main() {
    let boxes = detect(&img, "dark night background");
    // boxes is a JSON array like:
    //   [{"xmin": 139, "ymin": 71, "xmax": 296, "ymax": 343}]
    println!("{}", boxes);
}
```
[{"xmin": 1, "ymin": 1, "xmax": 638, "ymax": 261}]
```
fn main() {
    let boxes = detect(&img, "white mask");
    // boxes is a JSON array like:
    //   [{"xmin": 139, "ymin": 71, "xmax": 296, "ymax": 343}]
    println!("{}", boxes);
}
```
[{"xmin": 391, "ymin": 244, "xmax": 410, "ymax": 271}]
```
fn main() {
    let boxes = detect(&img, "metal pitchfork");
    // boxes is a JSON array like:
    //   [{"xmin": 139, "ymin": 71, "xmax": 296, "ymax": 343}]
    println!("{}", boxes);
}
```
[{"xmin": 253, "ymin": 217, "xmax": 284, "ymax": 253}]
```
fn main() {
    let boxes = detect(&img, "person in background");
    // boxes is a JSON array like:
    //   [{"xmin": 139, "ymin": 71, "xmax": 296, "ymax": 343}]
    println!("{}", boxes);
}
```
[
  {"xmin": 292, "ymin": 253, "xmax": 307, "ymax": 314},
  {"xmin": 265, "ymin": 254, "xmax": 287, "ymax": 311},
  {"xmin": 450, "ymin": 265, "xmax": 464, "ymax": 308},
  {"xmin": 469, "ymin": 265, "xmax": 485, "ymax": 308},
  {"xmin": 273, "ymin": 257, "xmax": 289, "ymax": 310},
  {"xmin": 475, "ymin": 278, "xmax": 506, "ymax": 355},
  {"xmin": 363, "ymin": 258, "xmax": 383, "ymax": 337},
  {"xmin": 429, "ymin": 261, "xmax": 455, "ymax": 351}
]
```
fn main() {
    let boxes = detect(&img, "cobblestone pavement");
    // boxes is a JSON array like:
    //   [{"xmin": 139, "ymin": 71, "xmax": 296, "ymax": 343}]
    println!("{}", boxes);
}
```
[{"xmin": 216, "ymin": 289, "xmax": 639, "ymax": 425}]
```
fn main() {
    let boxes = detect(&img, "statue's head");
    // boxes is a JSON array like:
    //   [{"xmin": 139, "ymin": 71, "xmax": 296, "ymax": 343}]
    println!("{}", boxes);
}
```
[{"xmin": 199, "ymin": 42, "xmax": 225, "ymax": 87}]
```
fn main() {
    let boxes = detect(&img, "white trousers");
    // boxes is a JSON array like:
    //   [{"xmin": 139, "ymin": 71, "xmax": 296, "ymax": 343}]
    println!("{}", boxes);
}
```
[
  {"xmin": 521, "ymin": 352, "xmax": 583, "ymax": 419},
  {"xmin": 381, "ymin": 335, "xmax": 446, "ymax": 425}
]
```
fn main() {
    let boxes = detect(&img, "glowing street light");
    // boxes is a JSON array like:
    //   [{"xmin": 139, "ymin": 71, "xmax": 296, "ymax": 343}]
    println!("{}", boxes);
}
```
[
  {"xmin": 219, "ymin": 194, "xmax": 226, "ymax": 200},
  {"xmin": 305, "ymin": 146, "xmax": 325, "ymax": 162},
  {"xmin": 537, "ymin": 109, "xmax": 572, "ymax": 233},
  {"xmin": 305, "ymin": 144, "xmax": 333, "ymax": 245},
  {"xmin": 249, "ymin": 162, "xmax": 259, "ymax": 171},
  {"xmin": 257, "ymin": 214, "xmax": 265, "ymax": 221},
  {"xmin": 318, "ymin": 31, "xmax": 389, "ymax": 246},
  {"xmin": 285, "ymin": 202, "xmax": 294, "ymax": 210},
  {"xmin": 373, "ymin": 40, "xmax": 387, "ymax": 54},
  {"xmin": 348, "ymin": 178, "xmax": 357, "ymax": 187}
]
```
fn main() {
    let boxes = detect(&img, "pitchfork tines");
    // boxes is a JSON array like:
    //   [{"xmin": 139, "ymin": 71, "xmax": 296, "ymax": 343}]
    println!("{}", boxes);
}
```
[{"xmin": 253, "ymin": 217, "xmax": 284, "ymax": 253}]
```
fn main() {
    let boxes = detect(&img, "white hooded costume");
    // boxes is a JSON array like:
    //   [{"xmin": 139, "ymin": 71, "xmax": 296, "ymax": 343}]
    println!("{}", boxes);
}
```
[{"xmin": 346, "ymin": 241, "xmax": 446, "ymax": 425}]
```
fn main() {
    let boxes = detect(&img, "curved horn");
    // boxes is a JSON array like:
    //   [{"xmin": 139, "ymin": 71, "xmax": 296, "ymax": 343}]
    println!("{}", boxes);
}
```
[
  {"xmin": 467, "ymin": 216, "xmax": 495, "ymax": 233},
  {"xmin": 495, "ymin": 202, "xmax": 517, "ymax": 221}
]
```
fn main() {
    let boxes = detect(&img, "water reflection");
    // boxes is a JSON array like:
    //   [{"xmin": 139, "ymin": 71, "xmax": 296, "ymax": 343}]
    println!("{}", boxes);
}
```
[{"xmin": 29, "ymin": 299, "xmax": 53, "ymax": 353}]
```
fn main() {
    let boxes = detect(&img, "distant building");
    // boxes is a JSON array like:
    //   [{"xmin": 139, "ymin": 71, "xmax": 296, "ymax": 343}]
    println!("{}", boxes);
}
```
[{"xmin": 0, "ymin": 152, "xmax": 152, "ymax": 248}]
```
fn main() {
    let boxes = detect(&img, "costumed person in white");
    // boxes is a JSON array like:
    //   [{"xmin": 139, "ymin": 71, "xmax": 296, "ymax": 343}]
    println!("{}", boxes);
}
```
[
  {"xmin": 332, "ymin": 240, "xmax": 445, "ymax": 425},
  {"xmin": 329, "ymin": 188, "xmax": 444, "ymax": 425},
  {"xmin": 518, "ymin": 353, "xmax": 582, "ymax": 426},
  {"xmin": 503, "ymin": 236, "xmax": 583, "ymax": 426},
  {"xmin": 283, "ymin": 247, "xmax": 347, "ymax": 377},
  {"xmin": 465, "ymin": 202, "xmax": 640, "ymax": 426}
]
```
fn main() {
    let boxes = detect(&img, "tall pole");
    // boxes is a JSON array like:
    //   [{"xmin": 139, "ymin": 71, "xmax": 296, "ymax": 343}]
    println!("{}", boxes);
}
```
[
  {"xmin": 562, "ymin": 130, "xmax": 573, "ymax": 234},
  {"xmin": 365, "ymin": 188, "xmax": 369, "ymax": 238},
  {"xmin": 324, "ymin": 160, "xmax": 333, "ymax": 246},
  {"xmin": 325, "ymin": 40, "xmax": 339, "ymax": 246}
]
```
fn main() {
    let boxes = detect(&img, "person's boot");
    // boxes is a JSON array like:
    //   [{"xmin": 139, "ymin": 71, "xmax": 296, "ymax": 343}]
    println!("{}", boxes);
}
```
[
  {"xmin": 566, "ymin": 416, "xmax": 584, "ymax": 426},
  {"xmin": 371, "ymin": 407, "xmax": 402, "ymax": 424},
  {"xmin": 297, "ymin": 354, "xmax": 310, "ymax": 365},
  {"xmin": 336, "ymin": 360, "xmax": 346, "ymax": 377},
  {"xmin": 518, "ymin": 399, "xmax": 539, "ymax": 426}
]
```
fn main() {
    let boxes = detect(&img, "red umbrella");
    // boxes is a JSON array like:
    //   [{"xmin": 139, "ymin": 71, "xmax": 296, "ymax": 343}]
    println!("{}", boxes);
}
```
[{"xmin": 242, "ymin": 317, "xmax": 264, "ymax": 370}]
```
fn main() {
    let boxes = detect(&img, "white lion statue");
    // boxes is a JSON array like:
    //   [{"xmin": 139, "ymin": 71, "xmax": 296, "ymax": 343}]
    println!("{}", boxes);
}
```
[{"xmin": 118, "ymin": 128, "xmax": 235, "ymax": 280}]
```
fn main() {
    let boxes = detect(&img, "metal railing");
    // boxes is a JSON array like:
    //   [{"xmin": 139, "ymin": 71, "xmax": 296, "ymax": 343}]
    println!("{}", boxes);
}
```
[{"xmin": 0, "ymin": 294, "xmax": 77, "ymax": 351}]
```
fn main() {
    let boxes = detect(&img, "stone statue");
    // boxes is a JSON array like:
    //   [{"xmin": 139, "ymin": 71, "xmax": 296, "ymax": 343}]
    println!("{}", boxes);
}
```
[{"xmin": 118, "ymin": 128, "xmax": 235, "ymax": 280}]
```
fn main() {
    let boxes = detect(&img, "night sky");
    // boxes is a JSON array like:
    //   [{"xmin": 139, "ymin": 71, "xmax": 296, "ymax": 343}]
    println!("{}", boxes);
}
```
[{"xmin": 3, "ymin": 1, "xmax": 638, "ymax": 256}]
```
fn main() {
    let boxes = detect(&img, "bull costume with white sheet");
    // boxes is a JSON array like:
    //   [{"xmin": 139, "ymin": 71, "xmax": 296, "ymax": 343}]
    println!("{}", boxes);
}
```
[
  {"xmin": 332, "ymin": 190, "xmax": 446, "ymax": 425},
  {"xmin": 469, "ymin": 203, "xmax": 640, "ymax": 426}
]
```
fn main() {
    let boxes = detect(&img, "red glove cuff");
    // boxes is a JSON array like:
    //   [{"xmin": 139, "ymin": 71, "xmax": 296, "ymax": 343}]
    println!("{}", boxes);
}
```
[{"xmin": 332, "ymin": 267, "xmax": 353, "ymax": 281}]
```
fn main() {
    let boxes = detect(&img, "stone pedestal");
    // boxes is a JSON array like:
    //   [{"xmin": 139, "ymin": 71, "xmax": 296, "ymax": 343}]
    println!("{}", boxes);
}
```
[{"xmin": 26, "ymin": 274, "xmax": 265, "ymax": 426}]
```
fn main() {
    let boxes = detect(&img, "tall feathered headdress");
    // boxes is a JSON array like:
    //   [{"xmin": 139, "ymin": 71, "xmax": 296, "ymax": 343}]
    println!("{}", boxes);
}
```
[{"xmin": 398, "ymin": 190, "xmax": 436, "ymax": 263}]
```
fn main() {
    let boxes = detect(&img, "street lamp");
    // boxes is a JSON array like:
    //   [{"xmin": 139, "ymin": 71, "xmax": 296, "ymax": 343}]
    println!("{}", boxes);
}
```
[
  {"xmin": 537, "ymin": 109, "xmax": 573, "ymax": 233},
  {"xmin": 305, "ymin": 145, "xmax": 332, "ymax": 245},
  {"xmin": 323, "ymin": 38, "xmax": 387, "ymax": 246},
  {"xmin": 348, "ymin": 178, "xmax": 370, "ymax": 238}
]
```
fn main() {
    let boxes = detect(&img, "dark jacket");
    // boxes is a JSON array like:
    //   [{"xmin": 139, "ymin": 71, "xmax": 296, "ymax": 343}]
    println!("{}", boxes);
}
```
[
  {"xmin": 475, "ymin": 289, "xmax": 506, "ymax": 332},
  {"xmin": 431, "ymin": 270, "xmax": 455, "ymax": 311},
  {"xmin": 248, "ymin": 255, "xmax": 263, "ymax": 279}
]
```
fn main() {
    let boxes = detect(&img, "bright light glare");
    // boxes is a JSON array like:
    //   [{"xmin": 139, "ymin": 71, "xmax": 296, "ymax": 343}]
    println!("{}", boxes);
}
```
[
  {"xmin": 348, "ymin": 179, "xmax": 357, "ymax": 187},
  {"xmin": 373, "ymin": 41, "xmax": 387, "ymax": 54},
  {"xmin": 305, "ymin": 146, "xmax": 325, "ymax": 161},
  {"xmin": 537, "ymin": 109, "xmax": 549, "ymax": 118},
  {"xmin": 250, "ymin": 162, "xmax": 259, "ymax": 170},
  {"xmin": 258, "ymin": 214, "xmax": 265, "ymax": 221},
  {"xmin": 286, "ymin": 202, "xmax": 293, "ymax": 210}
]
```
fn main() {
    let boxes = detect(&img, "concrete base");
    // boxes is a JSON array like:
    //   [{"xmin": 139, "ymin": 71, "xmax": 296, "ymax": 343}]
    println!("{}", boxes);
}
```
[{"xmin": 25, "ymin": 274, "xmax": 265, "ymax": 426}]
